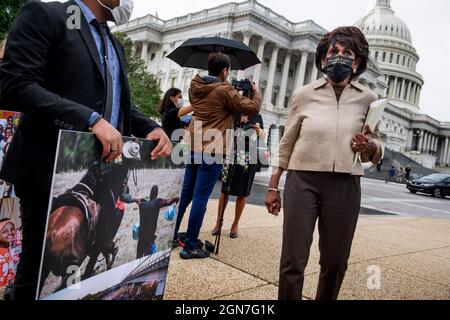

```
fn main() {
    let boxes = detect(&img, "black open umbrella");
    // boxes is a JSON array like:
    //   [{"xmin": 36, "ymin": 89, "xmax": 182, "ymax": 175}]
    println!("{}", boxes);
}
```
[{"xmin": 167, "ymin": 37, "xmax": 260, "ymax": 71}]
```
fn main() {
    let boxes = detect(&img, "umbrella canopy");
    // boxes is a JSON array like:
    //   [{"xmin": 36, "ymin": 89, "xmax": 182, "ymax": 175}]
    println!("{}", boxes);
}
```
[{"xmin": 167, "ymin": 37, "xmax": 260, "ymax": 71}]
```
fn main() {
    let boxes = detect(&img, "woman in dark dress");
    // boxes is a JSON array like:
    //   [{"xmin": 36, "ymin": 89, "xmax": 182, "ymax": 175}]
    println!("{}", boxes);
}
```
[
  {"xmin": 158, "ymin": 88, "xmax": 192, "ymax": 141},
  {"xmin": 212, "ymin": 114, "xmax": 266, "ymax": 238}
]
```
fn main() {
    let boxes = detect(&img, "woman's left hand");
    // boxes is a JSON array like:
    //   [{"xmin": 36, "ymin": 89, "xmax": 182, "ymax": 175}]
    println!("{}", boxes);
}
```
[{"xmin": 351, "ymin": 124, "xmax": 377, "ymax": 154}]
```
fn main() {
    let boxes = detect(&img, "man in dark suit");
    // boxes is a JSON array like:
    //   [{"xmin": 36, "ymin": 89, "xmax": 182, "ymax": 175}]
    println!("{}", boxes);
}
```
[{"xmin": 0, "ymin": 0, "xmax": 171, "ymax": 299}]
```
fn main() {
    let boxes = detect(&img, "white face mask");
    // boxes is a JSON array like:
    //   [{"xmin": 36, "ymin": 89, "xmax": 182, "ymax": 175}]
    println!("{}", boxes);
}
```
[
  {"xmin": 98, "ymin": 0, "xmax": 134, "ymax": 26},
  {"xmin": 176, "ymin": 99, "xmax": 184, "ymax": 108}
]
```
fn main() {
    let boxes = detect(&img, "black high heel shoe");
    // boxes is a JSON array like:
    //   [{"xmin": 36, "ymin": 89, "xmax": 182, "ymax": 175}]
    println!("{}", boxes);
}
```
[{"xmin": 229, "ymin": 232, "xmax": 238, "ymax": 239}]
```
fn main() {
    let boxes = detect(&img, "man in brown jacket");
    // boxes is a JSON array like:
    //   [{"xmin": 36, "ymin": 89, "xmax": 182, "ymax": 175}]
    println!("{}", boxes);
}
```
[{"xmin": 174, "ymin": 53, "xmax": 261, "ymax": 259}]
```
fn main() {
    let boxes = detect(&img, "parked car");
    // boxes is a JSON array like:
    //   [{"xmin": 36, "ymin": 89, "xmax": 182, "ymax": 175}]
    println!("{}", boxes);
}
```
[
  {"xmin": 406, "ymin": 174, "xmax": 450, "ymax": 198},
  {"xmin": 408, "ymin": 173, "xmax": 421, "ymax": 181}
]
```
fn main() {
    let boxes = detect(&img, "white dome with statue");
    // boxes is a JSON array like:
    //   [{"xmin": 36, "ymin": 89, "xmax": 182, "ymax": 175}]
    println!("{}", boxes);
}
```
[
  {"xmin": 355, "ymin": 0, "xmax": 412, "ymax": 44},
  {"xmin": 355, "ymin": 0, "xmax": 424, "ymax": 114}
]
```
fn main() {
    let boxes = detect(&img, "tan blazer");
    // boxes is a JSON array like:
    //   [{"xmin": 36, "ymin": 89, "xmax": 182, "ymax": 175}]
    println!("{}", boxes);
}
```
[{"xmin": 273, "ymin": 77, "xmax": 383, "ymax": 176}]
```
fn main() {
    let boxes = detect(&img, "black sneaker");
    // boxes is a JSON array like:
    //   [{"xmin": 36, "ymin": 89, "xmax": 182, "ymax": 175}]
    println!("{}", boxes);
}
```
[{"xmin": 179, "ymin": 248, "xmax": 210, "ymax": 259}]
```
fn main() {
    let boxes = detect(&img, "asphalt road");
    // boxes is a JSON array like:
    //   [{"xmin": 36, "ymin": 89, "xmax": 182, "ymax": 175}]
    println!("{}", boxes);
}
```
[{"xmin": 211, "ymin": 172, "xmax": 450, "ymax": 220}]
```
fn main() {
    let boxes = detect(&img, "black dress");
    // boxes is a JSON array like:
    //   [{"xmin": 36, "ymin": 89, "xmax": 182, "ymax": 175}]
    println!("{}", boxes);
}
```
[
  {"xmin": 221, "ymin": 162, "xmax": 258, "ymax": 197},
  {"xmin": 221, "ymin": 115, "xmax": 264, "ymax": 197}
]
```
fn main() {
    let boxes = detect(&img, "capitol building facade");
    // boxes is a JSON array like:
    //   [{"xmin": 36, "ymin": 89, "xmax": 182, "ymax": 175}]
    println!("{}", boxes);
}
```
[{"xmin": 113, "ymin": 0, "xmax": 450, "ymax": 170}]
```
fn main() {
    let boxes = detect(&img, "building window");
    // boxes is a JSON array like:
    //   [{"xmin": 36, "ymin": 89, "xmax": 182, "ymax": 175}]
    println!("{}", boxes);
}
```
[
  {"xmin": 264, "ymin": 57, "xmax": 270, "ymax": 67},
  {"xmin": 271, "ymin": 92, "xmax": 278, "ymax": 106},
  {"xmin": 289, "ymin": 69, "xmax": 294, "ymax": 78},
  {"xmin": 402, "ymin": 56, "xmax": 406, "ymax": 66},
  {"xmin": 375, "ymin": 51, "xmax": 379, "ymax": 60},
  {"xmin": 276, "ymin": 63, "xmax": 282, "ymax": 73},
  {"xmin": 396, "ymin": 54, "xmax": 400, "ymax": 64},
  {"xmin": 150, "ymin": 53, "xmax": 155, "ymax": 61},
  {"xmin": 389, "ymin": 53, "xmax": 393, "ymax": 63},
  {"xmin": 284, "ymin": 96, "xmax": 289, "ymax": 108},
  {"xmin": 407, "ymin": 58, "xmax": 411, "ymax": 68},
  {"xmin": 382, "ymin": 52, "xmax": 386, "ymax": 62}
]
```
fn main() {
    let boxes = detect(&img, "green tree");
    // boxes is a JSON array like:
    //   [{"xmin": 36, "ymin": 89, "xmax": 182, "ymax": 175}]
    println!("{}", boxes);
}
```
[
  {"xmin": 0, "ymin": 0, "xmax": 28, "ymax": 38},
  {"xmin": 115, "ymin": 32, "xmax": 162, "ymax": 119}
]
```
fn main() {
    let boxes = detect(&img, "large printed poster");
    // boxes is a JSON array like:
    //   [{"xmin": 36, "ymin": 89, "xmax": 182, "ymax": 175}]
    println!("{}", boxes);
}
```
[
  {"xmin": 0, "ymin": 110, "xmax": 21, "ymax": 297},
  {"xmin": 37, "ymin": 131, "xmax": 184, "ymax": 300}
]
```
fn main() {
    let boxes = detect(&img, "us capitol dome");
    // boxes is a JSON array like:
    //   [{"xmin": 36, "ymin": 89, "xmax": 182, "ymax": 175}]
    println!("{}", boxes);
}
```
[{"xmin": 355, "ymin": 0, "xmax": 424, "ymax": 114}]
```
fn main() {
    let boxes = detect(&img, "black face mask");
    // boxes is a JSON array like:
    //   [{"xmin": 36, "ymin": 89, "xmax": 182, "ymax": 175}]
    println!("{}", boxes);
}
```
[{"xmin": 322, "ymin": 55, "xmax": 354, "ymax": 83}]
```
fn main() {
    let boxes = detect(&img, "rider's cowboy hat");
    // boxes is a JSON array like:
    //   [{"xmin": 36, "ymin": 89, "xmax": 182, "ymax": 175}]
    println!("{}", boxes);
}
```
[{"xmin": 123, "ymin": 141, "xmax": 141, "ymax": 160}]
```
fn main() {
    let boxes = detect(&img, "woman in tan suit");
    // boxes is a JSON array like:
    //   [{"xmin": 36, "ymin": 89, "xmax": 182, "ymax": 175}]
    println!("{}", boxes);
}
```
[{"xmin": 266, "ymin": 26, "xmax": 383, "ymax": 300}]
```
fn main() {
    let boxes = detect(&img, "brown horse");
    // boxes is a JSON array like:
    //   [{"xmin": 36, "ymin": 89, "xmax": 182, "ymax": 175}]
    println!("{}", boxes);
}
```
[{"xmin": 39, "ymin": 204, "xmax": 117, "ymax": 295}]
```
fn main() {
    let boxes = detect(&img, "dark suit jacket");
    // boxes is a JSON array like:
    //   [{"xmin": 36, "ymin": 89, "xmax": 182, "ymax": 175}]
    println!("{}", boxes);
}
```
[{"xmin": 0, "ymin": 0, "xmax": 160, "ymax": 192}]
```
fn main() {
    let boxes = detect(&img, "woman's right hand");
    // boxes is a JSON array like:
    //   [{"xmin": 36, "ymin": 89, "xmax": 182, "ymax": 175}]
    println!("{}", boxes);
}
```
[{"xmin": 265, "ymin": 190, "xmax": 281, "ymax": 216}]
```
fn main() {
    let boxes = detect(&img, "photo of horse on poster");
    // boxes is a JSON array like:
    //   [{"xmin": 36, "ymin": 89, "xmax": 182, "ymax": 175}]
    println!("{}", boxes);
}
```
[{"xmin": 37, "ymin": 131, "xmax": 184, "ymax": 300}]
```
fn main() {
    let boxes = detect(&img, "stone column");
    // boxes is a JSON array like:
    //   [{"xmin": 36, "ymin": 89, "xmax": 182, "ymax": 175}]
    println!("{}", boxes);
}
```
[
  {"xmin": 444, "ymin": 138, "xmax": 450, "ymax": 165},
  {"xmin": 131, "ymin": 43, "xmax": 137, "ymax": 57},
  {"xmin": 164, "ymin": 73, "xmax": 172, "ymax": 92},
  {"xmin": 400, "ymin": 78, "xmax": 406, "ymax": 100},
  {"xmin": 434, "ymin": 136, "xmax": 439, "ymax": 153},
  {"xmin": 406, "ymin": 81, "xmax": 412, "ymax": 103},
  {"xmin": 294, "ymin": 51, "xmax": 309, "ymax": 89},
  {"xmin": 276, "ymin": 51, "xmax": 292, "ymax": 108},
  {"xmin": 410, "ymin": 83, "xmax": 416, "ymax": 104},
  {"xmin": 310, "ymin": 63, "xmax": 319, "ymax": 83},
  {"xmin": 406, "ymin": 129, "xmax": 414, "ymax": 151},
  {"xmin": 421, "ymin": 132, "xmax": 426, "ymax": 153},
  {"xmin": 384, "ymin": 77, "xmax": 390, "ymax": 97},
  {"xmin": 263, "ymin": 44, "xmax": 279, "ymax": 105},
  {"xmin": 414, "ymin": 85, "xmax": 420, "ymax": 105},
  {"xmin": 237, "ymin": 31, "xmax": 252, "ymax": 80},
  {"xmin": 430, "ymin": 135, "xmax": 436, "ymax": 154},
  {"xmin": 140, "ymin": 41, "xmax": 149, "ymax": 65},
  {"xmin": 428, "ymin": 133, "xmax": 433, "ymax": 153},
  {"xmin": 438, "ymin": 139, "xmax": 444, "ymax": 164},
  {"xmin": 392, "ymin": 77, "xmax": 398, "ymax": 99},
  {"xmin": 418, "ymin": 131, "xmax": 424, "ymax": 152},
  {"xmin": 253, "ymin": 38, "xmax": 267, "ymax": 87},
  {"xmin": 176, "ymin": 70, "xmax": 184, "ymax": 90},
  {"xmin": 416, "ymin": 86, "xmax": 422, "ymax": 105},
  {"xmin": 424, "ymin": 132, "xmax": 430, "ymax": 154},
  {"xmin": 447, "ymin": 140, "xmax": 450, "ymax": 165}
]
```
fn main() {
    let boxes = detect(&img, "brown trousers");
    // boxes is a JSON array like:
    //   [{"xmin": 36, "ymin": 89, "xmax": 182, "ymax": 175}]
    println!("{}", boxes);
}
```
[{"xmin": 279, "ymin": 171, "xmax": 361, "ymax": 300}]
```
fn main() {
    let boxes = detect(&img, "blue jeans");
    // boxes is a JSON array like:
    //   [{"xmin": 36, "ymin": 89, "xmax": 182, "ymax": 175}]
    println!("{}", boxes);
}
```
[{"xmin": 175, "ymin": 153, "xmax": 222, "ymax": 250}]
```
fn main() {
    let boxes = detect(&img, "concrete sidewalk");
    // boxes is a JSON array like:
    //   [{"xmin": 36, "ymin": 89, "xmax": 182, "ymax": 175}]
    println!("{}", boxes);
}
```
[{"xmin": 164, "ymin": 200, "xmax": 450, "ymax": 300}]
